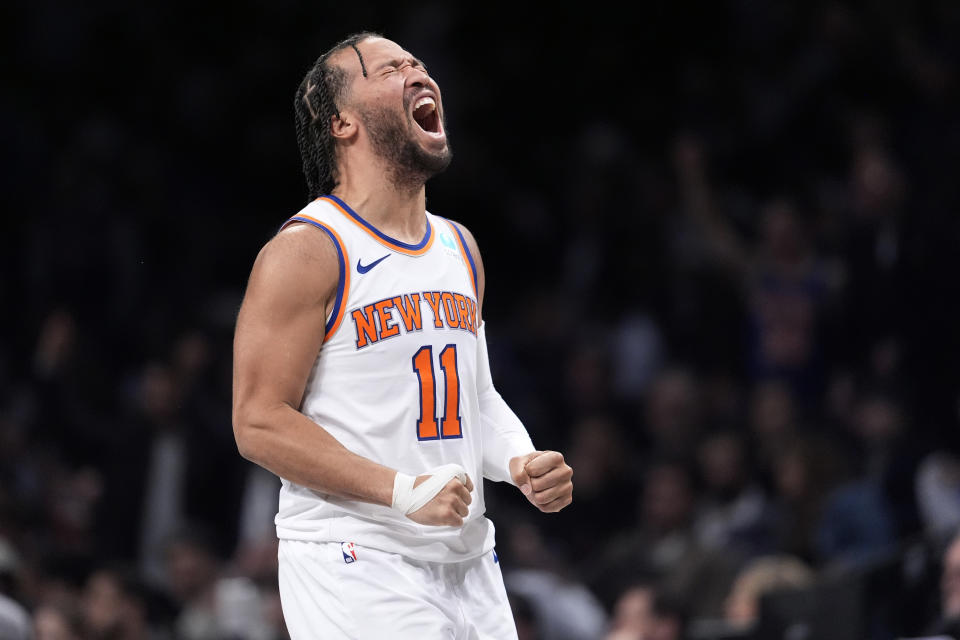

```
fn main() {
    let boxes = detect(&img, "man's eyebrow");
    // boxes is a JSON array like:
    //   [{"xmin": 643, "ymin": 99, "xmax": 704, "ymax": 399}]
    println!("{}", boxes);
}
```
[{"xmin": 373, "ymin": 57, "xmax": 428, "ymax": 72}]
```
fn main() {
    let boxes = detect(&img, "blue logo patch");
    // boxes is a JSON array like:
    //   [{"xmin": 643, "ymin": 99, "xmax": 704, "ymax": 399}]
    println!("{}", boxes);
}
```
[{"xmin": 439, "ymin": 232, "xmax": 457, "ymax": 250}]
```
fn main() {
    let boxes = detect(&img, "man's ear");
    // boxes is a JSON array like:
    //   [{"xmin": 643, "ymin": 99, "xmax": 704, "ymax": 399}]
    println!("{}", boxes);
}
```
[{"xmin": 330, "ymin": 112, "xmax": 357, "ymax": 140}]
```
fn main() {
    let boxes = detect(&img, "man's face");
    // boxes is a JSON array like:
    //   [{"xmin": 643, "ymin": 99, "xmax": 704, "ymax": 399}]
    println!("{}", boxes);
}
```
[{"xmin": 336, "ymin": 37, "xmax": 451, "ymax": 185}]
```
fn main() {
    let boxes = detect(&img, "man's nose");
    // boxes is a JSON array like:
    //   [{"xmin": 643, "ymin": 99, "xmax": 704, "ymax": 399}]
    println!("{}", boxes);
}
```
[{"xmin": 404, "ymin": 65, "xmax": 430, "ymax": 88}]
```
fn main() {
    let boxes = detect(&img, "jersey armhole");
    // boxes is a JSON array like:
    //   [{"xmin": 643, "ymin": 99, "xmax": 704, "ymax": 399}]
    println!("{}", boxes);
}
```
[{"xmin": 280, "ymin": 215, "xmax": 351, "ymax": 343}]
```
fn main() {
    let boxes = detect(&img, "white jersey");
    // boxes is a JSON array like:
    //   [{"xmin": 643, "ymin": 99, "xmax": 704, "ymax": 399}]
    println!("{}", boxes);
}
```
[{"xmin": 274, "ymin": 195, "xmax": 494, "ymax": 563}]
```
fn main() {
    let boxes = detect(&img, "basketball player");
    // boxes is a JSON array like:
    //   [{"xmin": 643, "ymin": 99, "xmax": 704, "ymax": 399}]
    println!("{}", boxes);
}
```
[{"xmin": 232, "ymin": 32, "xmax": 574, "ymax": 639}]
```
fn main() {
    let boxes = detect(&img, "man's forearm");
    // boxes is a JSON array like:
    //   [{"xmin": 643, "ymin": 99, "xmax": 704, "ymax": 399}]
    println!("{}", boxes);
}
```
[
  {"xmin": 235, "ymin": 402, "xmax": 395, "ymax": 506},
  {"xmin": 475, "ymin": 324, "xmax": 536, "ymax": 483},
  {"xmin": 480, "ymin": 389, "xmax": 536, "ymax": 483}
]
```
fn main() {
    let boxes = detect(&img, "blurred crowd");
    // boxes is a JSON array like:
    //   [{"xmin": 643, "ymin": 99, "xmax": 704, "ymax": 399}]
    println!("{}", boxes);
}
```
[{"xmin": 3, "ymin": 1, "xmax": 960, "ymax": 639}]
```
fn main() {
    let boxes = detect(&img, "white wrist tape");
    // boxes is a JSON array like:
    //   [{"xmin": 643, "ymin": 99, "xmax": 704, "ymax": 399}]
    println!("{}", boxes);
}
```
[{"xmin": 391, "ymin": 463, "xmax": 467, "ymax": 515}]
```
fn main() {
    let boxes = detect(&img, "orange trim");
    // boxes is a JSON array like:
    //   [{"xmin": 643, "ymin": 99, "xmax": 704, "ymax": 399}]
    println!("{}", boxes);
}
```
[
  {"xmin": 283, "ymin": 213, "xmax": 351, "ymax": 343},
  {"xmin": 446, "ymin": 220, "xmax": 478, "ymax": 298},
  {"xmin": 318, "ymin": 196, "xmax": 435, "ymax": 256}
]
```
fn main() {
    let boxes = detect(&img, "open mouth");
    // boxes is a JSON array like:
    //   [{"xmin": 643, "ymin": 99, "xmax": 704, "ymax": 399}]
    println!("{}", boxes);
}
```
[{"xmin": 412, "ymin": 95, "xmax": 441, "ymax": 134}]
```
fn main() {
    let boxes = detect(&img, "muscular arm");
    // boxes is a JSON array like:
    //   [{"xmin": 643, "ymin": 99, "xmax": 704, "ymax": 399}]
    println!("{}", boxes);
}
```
[{"xmin": 232, "ymin": 225, "xmax": 396, "ymax": 505}]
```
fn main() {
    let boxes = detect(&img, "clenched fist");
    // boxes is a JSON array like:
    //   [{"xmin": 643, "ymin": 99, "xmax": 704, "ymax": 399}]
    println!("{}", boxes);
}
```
[
  {"xmin": 509, "ymin": 451, "xmax": 573, "ymax": 513},
  {"xmin": 407, "ymin": 473, "xmax": 475, "ymax": 527}
]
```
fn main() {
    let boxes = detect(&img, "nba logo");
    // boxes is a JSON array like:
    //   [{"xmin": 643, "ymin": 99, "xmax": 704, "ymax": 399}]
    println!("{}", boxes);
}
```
[{"xmin": 341, "ymin": 542, "xmax": 357, "ymax": 564}]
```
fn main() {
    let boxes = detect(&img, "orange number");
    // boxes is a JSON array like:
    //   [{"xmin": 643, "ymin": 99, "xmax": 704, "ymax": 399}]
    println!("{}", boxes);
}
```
[
  {"xmin": 412, "ymin": 346, "xmax": 438, "ymax": 440},
  {"xmin": 412, "ymin": 344, "xmax": 462, "ymax": 440},
  {"xmin": 439, "ymin": 345, "xmax": 462, "ymax": 437}
]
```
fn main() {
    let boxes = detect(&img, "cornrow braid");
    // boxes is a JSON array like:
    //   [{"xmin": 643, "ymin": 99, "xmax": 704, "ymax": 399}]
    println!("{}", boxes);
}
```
[{"xmin": 294, "ymin": 32, "xmax": 382, "ymax": 201}]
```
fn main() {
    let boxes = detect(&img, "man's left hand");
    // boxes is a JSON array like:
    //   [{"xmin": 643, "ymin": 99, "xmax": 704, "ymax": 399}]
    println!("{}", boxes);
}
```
[{"xmin": 509, "ymin": 451, "xmax": 573, "ymax": 513}]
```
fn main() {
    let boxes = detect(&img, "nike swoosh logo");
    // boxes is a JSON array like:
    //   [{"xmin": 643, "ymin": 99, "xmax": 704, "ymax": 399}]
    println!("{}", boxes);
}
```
[{"xmin": 357, "ymin": 254, "xmax": 390, "ymax": 274}]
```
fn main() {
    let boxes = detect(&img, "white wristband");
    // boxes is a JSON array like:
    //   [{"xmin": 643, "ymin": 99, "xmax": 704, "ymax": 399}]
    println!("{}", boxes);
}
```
[{"xmin": 391, "ymin": 464, "xmax": 467, "ymax": 515}]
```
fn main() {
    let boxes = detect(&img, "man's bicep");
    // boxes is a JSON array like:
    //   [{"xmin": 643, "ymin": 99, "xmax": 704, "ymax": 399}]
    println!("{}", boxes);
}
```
[{"xmin": 233, "ymin": 229, "xmax": 338, "ymax": 411}]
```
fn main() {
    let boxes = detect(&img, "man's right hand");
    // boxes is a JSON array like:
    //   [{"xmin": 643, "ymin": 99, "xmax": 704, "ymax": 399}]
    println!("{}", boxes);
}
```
[{"xmin": 406, "ymin": 474, "xmax": 474, "ymax": 526}]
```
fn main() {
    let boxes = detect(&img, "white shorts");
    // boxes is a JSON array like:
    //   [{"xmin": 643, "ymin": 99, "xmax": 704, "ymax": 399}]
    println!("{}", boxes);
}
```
[{"xmin": 278, "ymin": 539, "xmax": 517, "ymax": 640}]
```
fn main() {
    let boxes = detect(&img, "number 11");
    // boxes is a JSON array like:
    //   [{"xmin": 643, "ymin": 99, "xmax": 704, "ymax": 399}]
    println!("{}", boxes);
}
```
[{"xmin": 411, "ymin": 344, "xmax": 462, "ymax": 441}]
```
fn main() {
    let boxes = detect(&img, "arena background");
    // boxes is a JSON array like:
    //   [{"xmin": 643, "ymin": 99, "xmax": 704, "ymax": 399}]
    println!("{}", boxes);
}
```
[{"xmin": 2, "ymin": 1, "xmax": 960, "ymax": 638}]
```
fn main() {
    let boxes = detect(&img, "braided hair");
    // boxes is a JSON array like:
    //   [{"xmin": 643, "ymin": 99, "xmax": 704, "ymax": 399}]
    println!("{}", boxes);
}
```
[{"xmin": 294, "ymin": 32, "xmax": 381, "ymax": 201}]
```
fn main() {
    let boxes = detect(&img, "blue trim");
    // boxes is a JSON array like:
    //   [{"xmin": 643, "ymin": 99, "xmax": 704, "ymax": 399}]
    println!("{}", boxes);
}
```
[
  {"xmin": 324, "ymin": 194, "xmax": 432, "ymax": 251},
  {"xmin": 447, "ymin": 221, "xmax": 478, "ymax": 295},
  {"xmin": 288, "ymin": 216, "xmax": 345, "ymax": 336}
]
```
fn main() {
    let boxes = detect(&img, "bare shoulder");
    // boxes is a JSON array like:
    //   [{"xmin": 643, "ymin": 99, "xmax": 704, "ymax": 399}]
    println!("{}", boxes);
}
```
[
  {"xmin": 245, "ymin": 222, "xmax": 340, "ymax": 310},
  {"xmin": 444, "ymin": 219, "xmax": 486, "ymax": 309},
  {"xmin": 233, "ymin": 220, "xmax": 341, "ymax": 419}
]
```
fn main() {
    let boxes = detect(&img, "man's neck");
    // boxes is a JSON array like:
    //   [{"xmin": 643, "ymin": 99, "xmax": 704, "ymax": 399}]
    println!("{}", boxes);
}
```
[{"xmin": 333, "ymin": 176, "xmax": 428, "ymax": 244}]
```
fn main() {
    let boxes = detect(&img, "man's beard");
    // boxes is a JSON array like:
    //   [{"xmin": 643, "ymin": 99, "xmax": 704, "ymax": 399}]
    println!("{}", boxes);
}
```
[{"xmin": 359, "ymin": 102, "xmax": 452, "ymax": 191}]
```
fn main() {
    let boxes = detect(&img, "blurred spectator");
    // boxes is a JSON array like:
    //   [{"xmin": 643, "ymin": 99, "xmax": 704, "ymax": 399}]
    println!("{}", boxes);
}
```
[
  {"xmin": 0, "ymin": 536, "xmax": 22, "ymax": 593},
  {"xmin": 0, "ymin": 592, "xmax": 30, "ymax": 640},
  {"xmin": 604, "ymin": 583, "xmax": 687, "ymax": 640},
  {"xmin": 233, "ymin": 536, "xmax": 286, "ymax": 640},
  {"xmin": 605, "ymin": 584, "xmax": 656, "ymax": 640},
  {"xmin": 915, "ymin": 452, "xmax": 960, "ymax": 547},
  {"xmin": 612, "ymin": 312, "xmax": 666, "ymax": 402},
  {"xmin": 553, "ymin": 415, "xmax": 639, "ymax": 562},
  {"xmin": 135, "ymin": 363, "xmax": 190, "ymax": 583},
  {"xmin": 926, "ymin": 532, "xmax": 960, "ymax": 638},
  {"xmin": 34, "ymin": 602, "xmax": 82, "ymax": 640},
  {"xmin": 634, "ymin": 457, "xmax": 698, "ymax": 573},
  {"xmin": 29, "ymin": 308, "xmax": 111, "ymax": 465},
  {"xmin": 94, "ymin": 354, "xmax": 244, "ymax": 581},
  {"xmin": 563, "ymin": 339, "xmax": 615, "ymax": 418},
  {"xmin": 164, "ymin": 528, "xmax": 279, "ymax": 640},
  {"xmin": 840, "ymin": 145, "xmax": 910, "ymax": 363},
  {"xmin": 642, "ymin": 368, "xmax": 703, "ymax": 458},
  {"xmin": 82, "ymin": 566, "xmax": 171, "ymax": 640},
  {"xmin": 814, "ymin": 478, "xmax": 895, "ymax": 570},
  {"xmin": 768, "ymin": 434, "xmax": 846, "ymax": 563},
  {"xmin": 0, "ymin": 537, "xmax": 30, "ymax": 639},
  {"xmin": 693, "ymin": 430, "xmax": 775, "ymax": 556},
  {"xmin": 20, "ymin": 552, "xmax": 89, "ymax": 624},
  {"xmin": 745, "ymin": 199, "xmax": 834, "ymax": 398},
  {"xmin": 747, "ymin": 379, "xmax": 799, "ymax": 479},
  {"xmin": 593, "ymin": 457, "xmax": 738, "ymax": 618},
  {"xmin": 847, "ymin": 386, "xmax": 926, "ymax": 539},
  {"xmin": 502, "ymin": 521, "xmax": 607, "ymax": 640},
  {"xmin": 723, "ymin": 555, "xmax": 815, "ymax": 633},
  {"xmin": 647, "ymin": 592, "xmax": 687, "ymax": 640}
]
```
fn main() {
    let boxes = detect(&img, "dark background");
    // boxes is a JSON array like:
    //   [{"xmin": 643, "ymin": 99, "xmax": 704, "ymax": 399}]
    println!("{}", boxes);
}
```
[{"xmin": 2, "ymin": 1, "xmax": 960, "ymax": 639}]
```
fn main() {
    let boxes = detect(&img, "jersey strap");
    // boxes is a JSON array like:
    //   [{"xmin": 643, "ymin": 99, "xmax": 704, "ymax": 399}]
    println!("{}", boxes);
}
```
[
  {"xmin": 279, "ymin": 214, "xmax": 351, "ymax": 342},
  {"xmin": 442, "ymin": 219, "xmax": 478, "ymax": 298}
]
